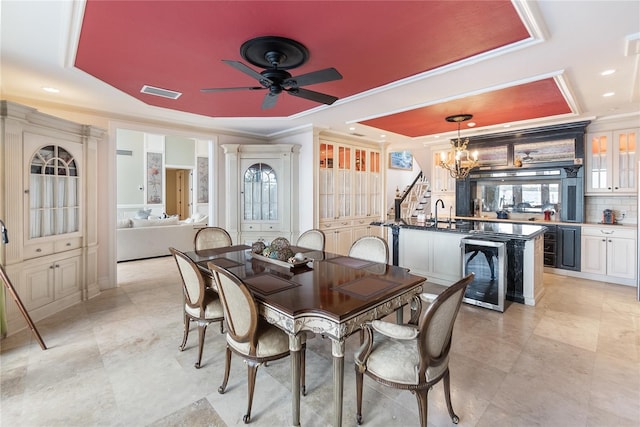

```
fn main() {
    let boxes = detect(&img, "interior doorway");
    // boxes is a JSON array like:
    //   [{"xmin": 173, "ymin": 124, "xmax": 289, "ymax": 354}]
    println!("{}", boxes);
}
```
[{"xmin": 165, "ymin": 168, "xmax": 192, "ymax": 219}]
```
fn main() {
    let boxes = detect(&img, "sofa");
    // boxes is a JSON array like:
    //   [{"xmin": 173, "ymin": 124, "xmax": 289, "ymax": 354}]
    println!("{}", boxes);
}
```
[{"xmin": 116, "ymin": 216, "xmax": 205, "ymax": 262}]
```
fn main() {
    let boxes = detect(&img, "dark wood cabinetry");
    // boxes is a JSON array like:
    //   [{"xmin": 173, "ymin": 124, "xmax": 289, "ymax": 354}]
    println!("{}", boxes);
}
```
[
  {"xmin": 543, "ymin": 224, "xmax": 581, "ymax": 271},
  {"xmin": 455, "ymin": 121, "xmax": 589, "ymax": 221},
  {"xmin": 557, "ymin": 225, "xmax": 581, "ymax": 271}
]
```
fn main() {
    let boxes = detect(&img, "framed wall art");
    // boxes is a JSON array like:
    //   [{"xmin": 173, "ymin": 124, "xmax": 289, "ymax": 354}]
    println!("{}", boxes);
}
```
[
  {"xmin": 389, "ymin": 151, "xmax": 413, "ymax": 170},
  {"xmin": 146, "ymin": 152, "xmax": 163, "ymax": 204},
  {"xmin": 197, "ymin": 157, "xmax": 209, "ymax": 203}
]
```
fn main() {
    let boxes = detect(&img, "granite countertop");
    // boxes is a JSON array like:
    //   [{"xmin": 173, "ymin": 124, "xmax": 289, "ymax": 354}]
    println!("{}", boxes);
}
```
[
  {"xmin": 455, "ymin": 215, "xmax": 637, "ymax": 229},
  {"xmin": 373, "ymin": 218, "xmax": 548, "ymax": 240}
]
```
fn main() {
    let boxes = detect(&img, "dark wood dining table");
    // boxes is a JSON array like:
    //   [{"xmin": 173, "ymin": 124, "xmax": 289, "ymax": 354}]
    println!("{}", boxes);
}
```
[{"xmin": 186, "ymin": 244, "xmax": 425, "ymax": 427}]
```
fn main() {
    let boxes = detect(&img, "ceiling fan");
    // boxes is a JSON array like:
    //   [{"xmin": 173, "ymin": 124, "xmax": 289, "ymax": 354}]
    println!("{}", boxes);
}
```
[
  {"xmin": 201, "ymin": 36, "xmax": 343, "ymax": 109},
  {"xmin": 521, "ymin": 150, "xmax": 537, "ymax": 162}
]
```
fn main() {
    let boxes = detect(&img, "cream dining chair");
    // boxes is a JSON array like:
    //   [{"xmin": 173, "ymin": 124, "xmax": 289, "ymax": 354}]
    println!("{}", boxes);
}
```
[
  {"xmin": 354, "ymin": 273, "xmax": 474, "ymax": 426},
  {"xmin": 194, "ymin": 226, "xmax": 232, "ymax": 251},
  {"xmin": 296, "ymin": 229, "xmax": 325, "ymax": 251},
  {"xmin": 208, "ymin": 261, "xmax": 307, "ymax": 424},
  {"xmin": 348, "ymin": 235, "xmax": 389, "ymax": 264},
  {"xmin": 170, "ymin": 247, "xmax": 224, "ymax": 369}
]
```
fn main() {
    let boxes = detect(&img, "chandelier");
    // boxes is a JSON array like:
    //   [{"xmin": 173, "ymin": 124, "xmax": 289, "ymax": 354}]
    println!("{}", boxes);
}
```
[{"xmin": 439, "ymin": 114, "xmax": 478, "ymax": 179}]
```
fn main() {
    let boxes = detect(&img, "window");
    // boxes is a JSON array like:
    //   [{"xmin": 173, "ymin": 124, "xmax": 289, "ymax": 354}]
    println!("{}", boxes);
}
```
[
  {"xmin": 29, "ymin": 145, "xmax": 79, "ymax": 238},
  {"xmin": 243, "ymin": 163, "xmax": 277, "ymax": 221}
]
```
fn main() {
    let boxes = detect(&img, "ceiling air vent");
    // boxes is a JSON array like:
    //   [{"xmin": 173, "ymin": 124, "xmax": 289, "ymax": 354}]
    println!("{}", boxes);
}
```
[{"xmin": 140, "ymin": 85, "xmax": 182, "ymax": 100}]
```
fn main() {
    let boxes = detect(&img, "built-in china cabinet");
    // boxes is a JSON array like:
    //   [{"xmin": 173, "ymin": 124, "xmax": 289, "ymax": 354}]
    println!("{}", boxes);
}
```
[
  {"xmin": 222, "ymin": 144, "xmax": 299, "ymax": 246},
  {"xmin": 317, "ymin": 132, "xmax": 384, "ymax": 255},
  {"xmin": 1, "ymin": 101, "xmax": 104, "ymax": 333}
]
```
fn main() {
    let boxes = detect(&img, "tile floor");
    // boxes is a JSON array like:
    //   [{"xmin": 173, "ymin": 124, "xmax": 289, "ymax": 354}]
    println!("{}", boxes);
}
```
[{"xmin": 1, "ymin": 256, "xmax": 639, "ymax": 426}]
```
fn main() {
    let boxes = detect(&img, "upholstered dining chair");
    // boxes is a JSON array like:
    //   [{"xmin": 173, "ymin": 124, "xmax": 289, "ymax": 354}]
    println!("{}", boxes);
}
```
[
  {"xmin": 348, "ymin": 236, "xmax": 389, "ymax": 264},
  {"xmin": 208, "ymin": 261, "xmax": 307, "ymax": 424},
  {"xmin": 354, "ymin": 273, "xmax": 474, "ymax": 426},
  {"xmin": 296, "ymin": 229, "xmax": 325, "ymax": 251},
  {"xmin": 170, "ymin": 247, "xmax": 224, "ymax": 369},
  {"xmin": 194, "ymin": 226, "xmax": 232, "ymax": 251}
]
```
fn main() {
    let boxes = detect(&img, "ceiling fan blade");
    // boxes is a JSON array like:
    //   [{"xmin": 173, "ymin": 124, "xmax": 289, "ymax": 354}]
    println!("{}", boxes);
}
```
[
  {"xmin": 222, "ymin": 59, "xmax": 272, "ymax": 85},
  {"xmin": 283, "ymin": 67, "xmax": 342, "ymax": 88},
  {"xmin": 287, "ymin": 87, "xmax": 338, "ymax": 105},
  {"xmin": 261, "ymin": 93, "xmax": 279, "ymax": 109},
  {"xmin": 200, "ymin": 86, "xmax": 264, "ymax": 93}
]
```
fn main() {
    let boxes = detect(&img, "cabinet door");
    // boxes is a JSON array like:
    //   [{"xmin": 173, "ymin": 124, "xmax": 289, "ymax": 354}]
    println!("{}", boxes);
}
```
[
  {"xmin": 353, "ymin": 148, "xmax": 368, "ymax": 217},
  {"xmin": 368, "ymin": 150, "xmax": 382, "ymax": 217},
  {"xmin": 324, "ymin": 227, "xmax": 353, "ymax": 256},
  {"xmin": 432, "ymin": 152, "xmax": 456, "ymax": 193},
  {"xmin": 607, "ymin": 237, "xmax": 636, "ymax": 279},
  {"xmin": 55, "ymin": 255, "xmax": 82, "ymax": 298},
  {"xmin": 319, "ymin": 142, "xmax": 335, "ymax": 220},
  {"xmin": 557, "ymin": 226, "xmax": 581, "ymax": 271},
  {"xmin": 612, "ymin": 128, "xmax": 637, "ymax": 194},
  {"xmin": 22, "ymin": 263, "xmax": 56, "ymax": 310},
  {"xmin": 24, "ymin": 135, "xmax": 84, "ymax": 241},
  {"xmin": 585, "ymin": 132, "xmax": 612, "ymax": 194},
  {"xmin": 581, "ymin": 235, "xmax": 607, "ymax": 275}
]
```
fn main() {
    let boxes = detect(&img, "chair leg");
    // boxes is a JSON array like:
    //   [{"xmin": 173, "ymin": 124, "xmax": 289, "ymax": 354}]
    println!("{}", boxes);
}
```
[
  {"xmin": 355, "ymin": 370, "xmax": 364, "ymax": 425},
  {"xmin": 180, "ymin": 312, "xmax": 190, "ymax": 351},
  {"xmin": 244, "ymin": 361, "xmax": 260, "ymax": 424},
  {"xmin": 301, "ymin": 345, "xmax": 307, "ymax": 396},
  {"xmin": 413, "ymin": 388, "xmax": 429, "ymax": 427},
  {"xmin": 443, "ymin": 369, "xmax": 459, "ymax": 424},
  {"xmin": 194, "ymin": 320, "xmax": 209, "ymax": 369},
  {"xmin": 218, "ymin": 347, "xmax": 232, "ymax": 394}
]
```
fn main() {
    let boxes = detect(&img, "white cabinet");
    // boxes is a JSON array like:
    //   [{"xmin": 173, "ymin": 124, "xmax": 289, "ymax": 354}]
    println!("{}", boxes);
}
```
[
  {"xmin": 397, "ymin": 228, "xmax": 468, "ymax": 285},
  {"xmin": 581, "ymin": 226, "xmax": 637, "ymax": 285},
  {"xmin": 585, "ymin": 129, "xmax": 637, "ymax": 194},
  {"xmin": 223, "ymin": 144, "xmax": 299, "ymax": 246},
  {"xmin": 1, "ymin": 101, "xmax": 103, "ymax": 334},
  {"xmin": 430, "ymin": 149, "xmax": 457, "ymax": 216},
  {"xmin": 317, "ymin": 134, "xmax": 383, "ymax": 255},
  {"xmin": 431, "ymin": 151, "xmax": 456, "ymax": 194}
]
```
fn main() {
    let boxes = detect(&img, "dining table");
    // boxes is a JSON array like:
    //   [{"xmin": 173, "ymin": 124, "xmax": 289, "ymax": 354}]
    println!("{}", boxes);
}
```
[{"xmin": 186, "ymin": 244, "xmax": 426, "ymax": 427}]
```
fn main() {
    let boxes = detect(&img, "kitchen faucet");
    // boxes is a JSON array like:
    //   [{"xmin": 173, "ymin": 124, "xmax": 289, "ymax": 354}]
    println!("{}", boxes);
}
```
[{"xmin": 434, "ymin": 199, "xmax": 445, "ymax": 225}]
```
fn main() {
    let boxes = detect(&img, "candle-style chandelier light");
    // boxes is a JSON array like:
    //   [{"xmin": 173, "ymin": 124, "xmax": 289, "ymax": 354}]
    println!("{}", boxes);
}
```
[{"xmin": 439, "ymin": 114, "xmax": 479, "ymax": 179}]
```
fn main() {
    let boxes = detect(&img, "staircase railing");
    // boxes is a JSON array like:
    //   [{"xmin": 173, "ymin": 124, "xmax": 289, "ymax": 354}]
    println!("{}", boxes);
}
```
[{"xmin": 394, "ymin": 171, "xmax": 423, "ymax": 221}]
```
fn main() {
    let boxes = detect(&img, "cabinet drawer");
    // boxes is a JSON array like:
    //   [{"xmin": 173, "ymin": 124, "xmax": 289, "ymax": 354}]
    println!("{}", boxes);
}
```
[
  {"xmin": 582, "ymin": 226, "xmax": 636, "ymax": 239},
  {"xmin": 23, "ymin": 242, "xmax": 55, "ymax": 259},
  {"xmin": 54, "ymin": 237, "xmax": 82, "ymax": 253},
  {"xmin": 353, "ymin": 218, "xmax": 372, "ymax": 227},
  {"xmin": 320, "ymin": 220, "xmax": 354, "ymax": 230},
  {"xmin": 241, "ymin": 223, "xmax": 281, "ymax": 232}
]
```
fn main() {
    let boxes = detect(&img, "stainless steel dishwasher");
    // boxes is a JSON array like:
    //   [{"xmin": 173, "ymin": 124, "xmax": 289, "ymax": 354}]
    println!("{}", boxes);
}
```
[{"xmin": 461, "ymin": 236, "xmax": 508, "ymax": 312}]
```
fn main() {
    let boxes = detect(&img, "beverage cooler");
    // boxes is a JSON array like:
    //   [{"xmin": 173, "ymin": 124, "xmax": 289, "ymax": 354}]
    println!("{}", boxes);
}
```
[{"xmin": 461, "ymin": 237, "xmax": 508, "ymax": 312}]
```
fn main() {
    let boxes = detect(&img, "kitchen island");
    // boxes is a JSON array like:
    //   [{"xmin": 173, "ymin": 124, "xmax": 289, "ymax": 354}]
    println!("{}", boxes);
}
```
[{"xmin": 373, "ymin": 219, "xmax": 547, "ymax": 306}]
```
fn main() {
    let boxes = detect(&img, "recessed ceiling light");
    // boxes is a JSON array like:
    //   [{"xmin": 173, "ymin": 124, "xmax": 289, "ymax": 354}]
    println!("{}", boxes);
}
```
[
  {"xmin": 42, "ymin": 86, "xmax": 60, "ymax": 93},
  {"xmin": 467, "ymin": 122, "xmax": 476, "ymax": 127},
  {"xmin": 603, "ymin": 92, "xmax": 615, "ymax": 97},
  {"xmin": 380, "ymin": 134, "xmax": 386, "ymax": 138},
  {"xmin": 349, "ymin": 127, "xmax": 355, "ymax": 131},
  {"xmin": 600, "ymin": 69, "xmax": 616, "ymax": 76},
  {"xmin": 503, "ymin": 124, "xmax": 511, "ymax": 128}
]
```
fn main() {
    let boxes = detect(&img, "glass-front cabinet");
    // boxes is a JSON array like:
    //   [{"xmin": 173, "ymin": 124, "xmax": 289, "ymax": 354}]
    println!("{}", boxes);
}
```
[
  {"xmin": 586, "ymin": 128, "xmax": 637, "ymax": 194},
  {"xmin": 1, "ymin": 101, "xmax": 103, "ymax": 335},
  {"xmin": 28, "ymin": 145, "xmax": 81, "ymax": 239},
  {"xmin": 223, "ymin": 144, "xmax": 299, "ymax": 246},
  {"xmin": 318, "ymin": 135, "xmax": 383, "ymax": 255}
]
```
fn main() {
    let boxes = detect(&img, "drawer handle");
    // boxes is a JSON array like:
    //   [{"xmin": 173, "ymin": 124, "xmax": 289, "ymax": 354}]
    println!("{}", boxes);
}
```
[
  {"xmin": 36, "ymin": 248, "xmax": 42, "ymax": 252},
  {"xmin": 600, "ymin": 230, "xmax": 614, "ymax": 235},
  {"xmin": 66, "ymin": 242, "xmax": 71, "ymax": 246}
]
